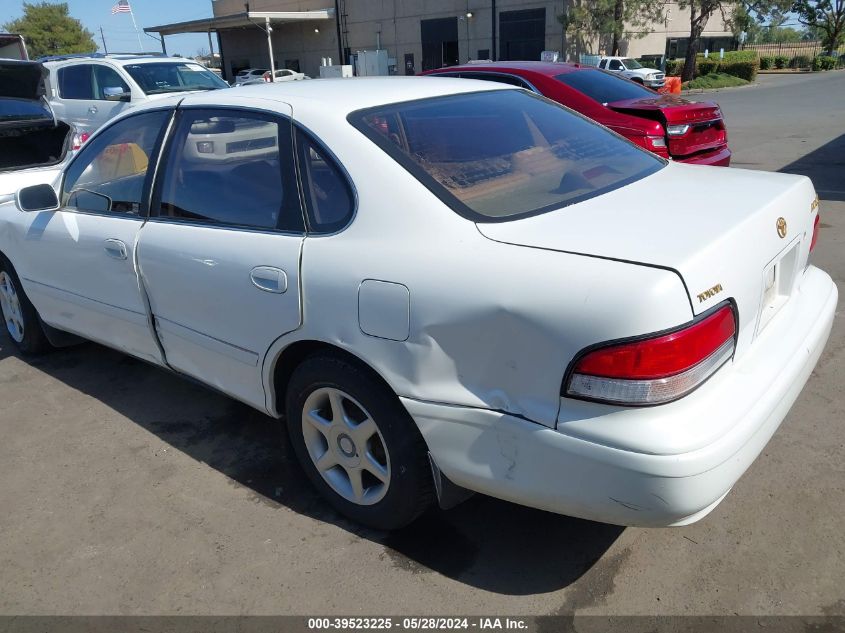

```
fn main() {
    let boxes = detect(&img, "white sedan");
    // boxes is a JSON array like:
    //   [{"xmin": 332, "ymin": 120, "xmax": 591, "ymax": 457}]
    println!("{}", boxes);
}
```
[{"xmin": 0, "ymin": 78, "xmax": 836, "ymax": 530}]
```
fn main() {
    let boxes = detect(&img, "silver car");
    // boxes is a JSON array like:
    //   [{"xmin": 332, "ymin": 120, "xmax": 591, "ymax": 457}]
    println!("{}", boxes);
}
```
[{"xmin": 41, "ymin": 54, "xmax": 229, "ymax": 138}]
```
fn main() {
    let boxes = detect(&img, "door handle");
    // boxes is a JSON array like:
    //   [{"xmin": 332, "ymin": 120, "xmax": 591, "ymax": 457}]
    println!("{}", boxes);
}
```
[
  {"xmin": 103, "ymin": 239, "xmax": 128, "ymax": 260},
  {"xmin": 88, "ymin": 105, "xmax": 98, "ymax": 114},
  {"xmin": 250, "ymin": 266, "xmax": 287, "ymax": 294}
]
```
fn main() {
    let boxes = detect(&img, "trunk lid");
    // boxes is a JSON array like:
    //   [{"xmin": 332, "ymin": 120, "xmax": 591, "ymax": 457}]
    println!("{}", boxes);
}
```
[
  {"xmin": 476, "ymin": 162, "xmax": 817, "ymax": 358},
  {"xmin": 0, "ymin": 60, "xmax": 54, "ymax": 129},
  {"xmin": 608, "ymin": 94, "xmax": 727, "ymax": 160}
]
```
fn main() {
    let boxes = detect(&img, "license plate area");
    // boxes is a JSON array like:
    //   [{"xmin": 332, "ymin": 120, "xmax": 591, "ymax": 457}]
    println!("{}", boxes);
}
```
[{"xmin": 757, "ymin": 238, "xmax": 801, "ymax": 334}]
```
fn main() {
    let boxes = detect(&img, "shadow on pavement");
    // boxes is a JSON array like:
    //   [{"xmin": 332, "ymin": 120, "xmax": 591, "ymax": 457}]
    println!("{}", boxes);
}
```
[
  {"xmin": 10, "ymin": 342, "xmax": 623, "ymax": 596},
  {"xmin": 779, "ymin": 133, "xmax": 845, "ymax": 202}
]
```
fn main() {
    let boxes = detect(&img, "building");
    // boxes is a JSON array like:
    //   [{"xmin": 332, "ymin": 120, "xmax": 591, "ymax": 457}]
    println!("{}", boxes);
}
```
[{"xmin": 145, "ymin": 1, "xmax": 736, "ymax": 80}]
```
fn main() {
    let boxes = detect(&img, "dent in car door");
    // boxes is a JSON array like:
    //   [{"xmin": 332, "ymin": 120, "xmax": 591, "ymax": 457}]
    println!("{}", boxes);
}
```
[
  {"xmin": 138, "ymin": 106, "xmax": 304, "ymax": 409},
  {"xmin": 18, "ymin": 109, "xmax": 171, "ymax": 363}
]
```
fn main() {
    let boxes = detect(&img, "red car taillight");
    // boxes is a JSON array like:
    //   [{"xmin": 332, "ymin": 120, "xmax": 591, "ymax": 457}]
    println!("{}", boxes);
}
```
[
  {"xmin": 566, "ymin": 304, "xmax": 736, "ymax": 405},
  {"xmin": 810, "ymin": 212, "xmax": 821, "ymax": 253},
  {"xmin": 72, "ymin": 132, "xmax": 90, "ymax": 151}
]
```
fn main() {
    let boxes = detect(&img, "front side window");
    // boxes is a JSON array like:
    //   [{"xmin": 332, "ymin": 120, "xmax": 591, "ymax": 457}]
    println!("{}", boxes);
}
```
[
  {"xmin": 58, "ymin": 64, "xmax": 94, "ymax": 100},
  {"xmin": 350, "ymin": 90, "xmax": 663, "ymax": 221},
  {"xmin": 295, "ymin": 129, "xmax": 354, "ymax": 233},
  {"xmin": 62, "ymin": 110, "xmax": 170, "ymax": 215},
  {"xmin": 555, "ymin": 69, "xmax": 655, "ymax": 104},
  {"xmin": 123, "ymin": 62, "xmax": 229, "ymax": 95},
  {"xmin": 608, "ymin": 59, "xmax": 623, "ymax": 70},
  {"xmin": 156, "ymin": 109, "xmax": 303, "ymax": 232},
  {"xmin": 93, "ymin": 65, "xmax": 130, "ymax": 100}
]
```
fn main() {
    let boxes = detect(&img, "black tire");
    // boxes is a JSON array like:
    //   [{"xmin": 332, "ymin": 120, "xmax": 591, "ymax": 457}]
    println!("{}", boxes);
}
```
[
  {"xmin": 286, "ymin": 352, "xmax": 433, "ymax": 530},
  {"xmin": 632, "ymin": 77, "xmax": 644, "ymax": 84},
  {"xmin": 0, "ymin": 257, "xmax": 51, "ymax": 355}
]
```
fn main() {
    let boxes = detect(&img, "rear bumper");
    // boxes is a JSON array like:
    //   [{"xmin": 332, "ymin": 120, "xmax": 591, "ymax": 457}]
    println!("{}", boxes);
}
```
[
  {"xmin": 405, "ymin": 266, "xmax": 836, "ymax": 526},
  {"xmin": 675, "ymin": 145, "xmax": 732, "ymax": 166}
]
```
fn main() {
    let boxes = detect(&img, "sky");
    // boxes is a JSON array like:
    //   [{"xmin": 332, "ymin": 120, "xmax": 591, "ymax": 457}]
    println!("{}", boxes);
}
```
[{"xmin": 2, "ymin": 0, "xmax": 214, "ymax": 57}]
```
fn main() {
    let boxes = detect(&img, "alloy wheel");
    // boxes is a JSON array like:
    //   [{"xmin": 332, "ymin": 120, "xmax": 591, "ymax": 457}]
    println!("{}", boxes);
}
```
[
  {"xmin": 0, "ymin": 271, "xmax": 24, "ymax": 343},
  {"xmin": 301, "ymin": 387, "xmax": 391, "ymax": 506}
]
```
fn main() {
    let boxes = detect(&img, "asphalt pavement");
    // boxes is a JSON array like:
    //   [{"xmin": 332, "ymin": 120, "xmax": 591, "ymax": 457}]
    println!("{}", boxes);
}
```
[{"xmin": 0, "ymin": 72, "xmax": 843, "ymax": 618}]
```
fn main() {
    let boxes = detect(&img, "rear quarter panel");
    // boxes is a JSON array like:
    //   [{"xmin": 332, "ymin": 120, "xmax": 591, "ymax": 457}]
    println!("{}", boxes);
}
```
[{"xmin": 263, "ymin": 104, "xmax": 694, "ymax": 426}]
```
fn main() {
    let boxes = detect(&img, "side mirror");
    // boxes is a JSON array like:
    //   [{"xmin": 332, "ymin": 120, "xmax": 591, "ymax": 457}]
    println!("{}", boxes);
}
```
[
  {"xmin": 103, "ymin": 86, "xmax": 131, "ymax": 102},
  {"xmin": 16, "ymin": 184, "xmax": 59, "ymax": 212}
]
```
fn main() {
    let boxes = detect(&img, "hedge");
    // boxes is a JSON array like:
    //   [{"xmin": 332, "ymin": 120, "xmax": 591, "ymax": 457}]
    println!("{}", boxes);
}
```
[
  {"xmin": 813, "ymin": 55, "xmax": 837, "ymax": 71},
  {"xmin": 789, "ymin": 55, "xmax": 812, "ymax": 68},
  {"xmin": 663, "ymin": 52, "xmax": 759, "ymax": 81},
  {"xmin": 760, "ymin": 56, "xmax": 775, "ymax": 69},
  {"xmin": 774, "ymin": 55, "xmax": 789, "ymax": 69}
]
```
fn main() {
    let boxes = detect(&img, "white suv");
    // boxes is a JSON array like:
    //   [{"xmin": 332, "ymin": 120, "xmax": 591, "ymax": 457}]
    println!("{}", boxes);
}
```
[
  {"xmin": 41, "ymin": 54, "xmax": 229, "ymax": 137},
  {"xmin": 598, "ymin": 57, "xmax": 665, "ymax": 89}
]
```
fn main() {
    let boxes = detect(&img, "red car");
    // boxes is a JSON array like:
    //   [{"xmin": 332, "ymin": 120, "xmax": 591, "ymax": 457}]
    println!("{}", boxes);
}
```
[{"xmin": 423, "ymin": 61, "xmax": 731, "ymax": 166}]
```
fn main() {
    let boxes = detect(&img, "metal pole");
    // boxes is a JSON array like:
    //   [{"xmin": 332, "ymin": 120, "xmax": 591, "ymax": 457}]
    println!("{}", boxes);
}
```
[
  {"xmin": 207, "ymin": 30, "xmax": 215, "ymax": 66},
  {"xmin": 491, "ymin": 0, "xmax": 496, "ymax": 61},
  {"xmin": 266, "ymin": 16, "xmax": 276, "ymax": 81},
  {"xmin": 129, "ymin": 5, "xmax": 144, "ymax": 51},
  {"xmin": 100, "ymin": 26, "xmax": 108, "ymax": 54},
  {"xmin": 160, "ymin": 34, "xmax": 167, "ymax": 55}
]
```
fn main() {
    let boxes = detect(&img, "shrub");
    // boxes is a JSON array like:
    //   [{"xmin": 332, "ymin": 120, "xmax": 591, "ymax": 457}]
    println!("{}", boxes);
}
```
[
  {"xmin": 683, "ymin": 72, "xmax": 749, "ymax": 90},
  {"xmin": 637, "ymin": 59, "xmax": 658, "ymax": 69},
  {"xmin": 816, "ymin": 55, "xmax": 837, "ymax": 70},
  {"xmin": 719, "ymin": 59, "xmax": 759, "ymax": 81},
  {"xmin": 774, "ymin": 55, "xmax": 789, "ymax": 69},
  {"xmin": 665, "ymin": 58, "xmax": 684, "ymax": 76},
  {"xmin": 789, "ymin": 55, "xmax": 811, "ymax": 68},
  {"xmin": 697, "ymin": 58, "xmax": 720, "ymax": 75},
  {"xmin": 759, "ymin": 56, "xmax": 775, "ymax": 70}
]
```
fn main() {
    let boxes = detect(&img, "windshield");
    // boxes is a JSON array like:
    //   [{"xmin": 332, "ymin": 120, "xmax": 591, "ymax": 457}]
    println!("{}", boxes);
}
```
[
  {"xmin": 124, "ymin": 62, "xmax": 229, "ymax": 95},
  {"xmin": 555, "ymin": 69, "xmax": 655, "ymax": 104},
  {"xmin": 0, "ymin": 97, "xmax": 51, "ymax": 122},
  {"xmin": 622, "ymin": 58, "xmax": 642, "ymax": 69},
  {"xmin": 350, "ymin": 90, "xmax": 663, "ymax": 221}
]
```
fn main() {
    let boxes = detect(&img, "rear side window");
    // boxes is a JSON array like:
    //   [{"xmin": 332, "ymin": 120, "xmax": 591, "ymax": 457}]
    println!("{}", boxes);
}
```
[
  {"xmin": 555, "ymin": 69, "xmax": 655, "ymax": 104},
  {"xmin": 58, "ymin": 64, "xmax": 94, "ymax": 100},
  {"xmin": 350, "ymin": 90, "xmax": 663, "ymax": 222},
  {"xmin": 295, "ymin": 129, "xmax": 354, "ymax": 233},
  {"xmin": 461, "ymin": 72, "xmax": 532, "ymax": 89},
  {"xmin": 155, "ymin": 109, "xmax": 303, "ymax": 232}
]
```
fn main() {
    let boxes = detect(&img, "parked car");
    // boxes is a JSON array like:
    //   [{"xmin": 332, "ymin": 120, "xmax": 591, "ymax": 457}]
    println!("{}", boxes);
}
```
[
  {"xmin": 40, "ymin": 54, "xmax": 230, "ymax": 138},
  {"xmin": 1, "ymin": 78, "xmax": 834, "ymax": 531},
  {"xmin": 599, "ymin": 56, "xmax": 666, "ymax": 88},
  {"xmin": 262, "ymin": 68, "xmax": 309, "ymax": 82},
  {"xmin": 424, "ymin": 61, "xmax": 731, "ymax": 166},
  {"xmin": 0, "ymin": 59, "xmax": 84, "ymax": 198},
  {"xmin": 232, "ymin": 68, "xmax": 269, "ymax": 86}
]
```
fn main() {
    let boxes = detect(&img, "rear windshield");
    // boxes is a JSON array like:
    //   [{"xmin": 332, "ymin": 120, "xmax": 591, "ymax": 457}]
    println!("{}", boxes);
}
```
[
  {"xmin": 556, "ymin": 69, "xmax": 655, "ymax": 104},
  {"xmin": 350, "ymin": 90, "xmax": 663, "ymax": 221},
  {"xmin": 124, "ymin": 62, "xmax": 229, "ymax": 95},
  {"xmin": 0, "ymin": 97, "xmax": 51, "ymax": 123}
]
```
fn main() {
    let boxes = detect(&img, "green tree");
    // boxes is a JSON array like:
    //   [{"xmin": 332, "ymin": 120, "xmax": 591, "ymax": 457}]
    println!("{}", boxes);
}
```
[
  {"xmin": 559, "ymin": 0, "xmax": 667, "ymax": 57},
  {"xmin": 792, "ymin": 0, "xmax": 845, "ymax": 54},
  {"xmin": 676, "ymin": 0, "xmax": 732, "ymax": 81},
  {"xmin": 2, "ymin": 2, "xmax": 96, "ymax": 59}
]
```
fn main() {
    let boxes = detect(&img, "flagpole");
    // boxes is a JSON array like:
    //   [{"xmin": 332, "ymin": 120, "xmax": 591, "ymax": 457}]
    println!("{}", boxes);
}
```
[{"xmin": 128, "ymin": 4, "xmax": 144, "ymax": 52}]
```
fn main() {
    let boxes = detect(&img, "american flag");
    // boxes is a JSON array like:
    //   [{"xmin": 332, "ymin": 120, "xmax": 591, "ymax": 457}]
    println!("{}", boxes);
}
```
[{"xmin": 111, "ymin": 0, "xmax": 131, "ymax": 14}]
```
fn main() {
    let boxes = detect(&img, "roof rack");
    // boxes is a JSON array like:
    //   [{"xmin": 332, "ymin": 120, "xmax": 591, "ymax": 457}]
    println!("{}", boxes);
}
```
[{"xmin": 37, "ymin": 52, "xmax": 169, "ymax": 62}]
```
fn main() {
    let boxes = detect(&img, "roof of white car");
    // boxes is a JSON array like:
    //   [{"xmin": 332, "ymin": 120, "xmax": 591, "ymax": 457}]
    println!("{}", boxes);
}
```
[
  {"xmin": 137, "ymin": 76, "xmax": 514, "ymax": 117},
  {"xmin": 42, "ymin": 55, "xmax": 206, "ymax": 68}
]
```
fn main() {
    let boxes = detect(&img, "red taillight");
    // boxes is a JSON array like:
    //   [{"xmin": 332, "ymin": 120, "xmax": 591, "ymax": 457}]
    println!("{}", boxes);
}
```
[
  {"xmin": 72, "ymin": 132, "xmax": 90, "ymax": 151},
  {"xmin": 567, "ymin": 305, "xmax": 736, "ymax": 405},
  {"xmin": 810, "ymin": 212, "xmax": 820, "ymax": 253}
]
